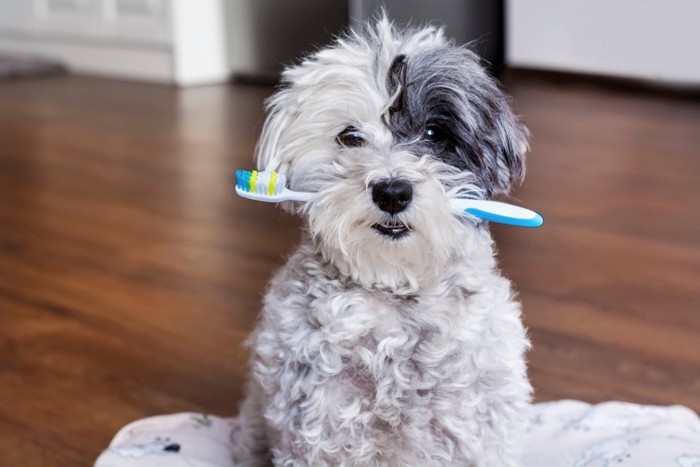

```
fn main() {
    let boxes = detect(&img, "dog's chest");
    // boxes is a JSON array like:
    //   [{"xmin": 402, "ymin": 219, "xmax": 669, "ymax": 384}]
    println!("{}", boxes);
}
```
[
  {"xmin": 306, "ymin": 288, "xmax": 472, "ymax": 404},
  {"xmin": 258, "ymin": 263, "xmax": 525, "ymax": 464}
]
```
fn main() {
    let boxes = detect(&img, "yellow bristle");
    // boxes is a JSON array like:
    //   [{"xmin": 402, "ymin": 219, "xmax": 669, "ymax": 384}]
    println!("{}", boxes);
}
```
[
  {"xmin": 249, "ymin": 170, "xmax": 258, "ymax": 193},
  {"xmin": 269, "ymin": 171, "xmax": 278, "ymax": 195}
]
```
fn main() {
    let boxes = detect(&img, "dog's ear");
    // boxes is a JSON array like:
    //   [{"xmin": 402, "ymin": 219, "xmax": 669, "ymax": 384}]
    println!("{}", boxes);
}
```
[
  {"xmin": 458, "ymin": 51, "xmax": 529, "ymax": 197},
  {"xmin": 255, "ymin": 89, "xmax": 295, "ymax": 174},
  {"xmin": 481, "ymin": 87, "xmax": 529, "ymax": 197},
  {"xmin": 255, "ymin": 88, "xmax": 309, "ymax": 214}
]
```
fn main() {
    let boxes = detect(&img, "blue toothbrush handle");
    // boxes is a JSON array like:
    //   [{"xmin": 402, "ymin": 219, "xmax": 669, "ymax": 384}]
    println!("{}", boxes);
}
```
[{"xmin": 452, "ymin": 199, "xmax": 544, "ymax": 228}]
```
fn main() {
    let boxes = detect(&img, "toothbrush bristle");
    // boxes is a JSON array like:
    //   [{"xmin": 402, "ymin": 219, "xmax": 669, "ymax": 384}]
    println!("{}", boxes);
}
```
[
  {"xmin": 250, "ymin": 170, "xmax": 259, "ymax": 193},
  {"xmin": 271, "ymin": 172, "xmax": 287, "ymax": 195},
  {"xmin": 235, "ymin": 170, "xmax": 253, "ymax": 192},
  {"xmin": 236, "ymin": 170, "xmax": 287, "ymax": 196}
]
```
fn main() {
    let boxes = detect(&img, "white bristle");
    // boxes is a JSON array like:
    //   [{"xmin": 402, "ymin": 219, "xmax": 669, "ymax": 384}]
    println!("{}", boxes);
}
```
[
  {"xmin": 274, "ymin": 173, "xmax": 287, "ymax": 194},
  {"xmin": 253, "ymin": 171, "xmax": 289, "ymax": 196},
  {"xmin": 256, "ymin": 171, "xmax": 269, "ymax": 195}
]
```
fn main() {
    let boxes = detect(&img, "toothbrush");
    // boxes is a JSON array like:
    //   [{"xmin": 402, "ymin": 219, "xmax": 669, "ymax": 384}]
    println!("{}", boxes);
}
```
[
  {"xmin": 235, "ymin": 170, "xmax": 313, "ymax": 202},
  {"xmin": 235, "ymin": 170, "xmax": 543, "ymax": 228}
]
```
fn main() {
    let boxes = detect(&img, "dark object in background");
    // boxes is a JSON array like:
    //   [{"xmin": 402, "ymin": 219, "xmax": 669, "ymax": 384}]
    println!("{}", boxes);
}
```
[
  {"xmin": 0, "ymin": 54, "xmax": 66, "ymax": 81},
  {"xmin": 354, "ymin": 0, "xmax": 504, "ymax": 75},
  {"xmin": 228, "ymin": 0, "xmax": 349, "ymax": 84},
  {"xmin": 230, "ymin": 0, "xmax": 504, "ymax": 83}
]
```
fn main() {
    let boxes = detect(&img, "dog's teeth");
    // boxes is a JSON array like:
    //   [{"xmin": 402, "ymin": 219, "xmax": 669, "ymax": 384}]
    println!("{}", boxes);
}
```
[{"xmin": 372, "ymin": 222, "xmax": 411, "ymax": 239}]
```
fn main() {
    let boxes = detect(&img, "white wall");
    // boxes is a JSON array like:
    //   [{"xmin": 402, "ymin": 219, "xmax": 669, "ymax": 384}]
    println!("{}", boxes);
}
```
[
  {"xmin": 0, "ymin": 0, "xmax": 229, "ymax": 86},
  {"xmin": 507, "ymin": 0, "xmax": 700, "ymax": 85}
]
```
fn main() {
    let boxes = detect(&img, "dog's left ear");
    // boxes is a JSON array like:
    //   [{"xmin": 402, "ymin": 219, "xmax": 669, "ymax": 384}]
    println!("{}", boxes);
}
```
[
  {"xmin": 465, "ymin": 57, "xmax": 529, "ymax": 197},
  {"xmin": 481, "ymin": 86, "xmax": 529, "ymax": 197}
]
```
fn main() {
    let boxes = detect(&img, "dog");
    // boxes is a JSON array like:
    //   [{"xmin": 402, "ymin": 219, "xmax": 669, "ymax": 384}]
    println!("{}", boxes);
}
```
[{"xmin": 230, "ymin": 17, "xmax": 532, "ymax": 467}]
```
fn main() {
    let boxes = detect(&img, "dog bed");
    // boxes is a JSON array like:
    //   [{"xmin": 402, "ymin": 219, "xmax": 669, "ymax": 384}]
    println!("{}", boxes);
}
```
[{"xmin": 95, "ymin": 400, "xmax": 700, "ymax": 466}]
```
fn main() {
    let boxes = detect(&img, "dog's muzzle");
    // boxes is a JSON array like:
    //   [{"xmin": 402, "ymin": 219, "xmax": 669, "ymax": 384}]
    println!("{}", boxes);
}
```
[{"xmin": 371, "ymin": 178, "xmax": 413, "ymax": 239}]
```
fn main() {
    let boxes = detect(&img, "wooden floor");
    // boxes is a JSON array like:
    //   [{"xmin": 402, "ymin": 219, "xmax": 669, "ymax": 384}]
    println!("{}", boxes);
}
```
[{"xmin": 0, "ymin": 72, "xmax": 698, "ymax": 465}]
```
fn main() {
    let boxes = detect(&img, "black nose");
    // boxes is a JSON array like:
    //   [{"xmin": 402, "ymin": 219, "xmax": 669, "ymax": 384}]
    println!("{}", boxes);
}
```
[{"xmin": 372, "ymin": 179, "xmax": 413, "ymax": 214}]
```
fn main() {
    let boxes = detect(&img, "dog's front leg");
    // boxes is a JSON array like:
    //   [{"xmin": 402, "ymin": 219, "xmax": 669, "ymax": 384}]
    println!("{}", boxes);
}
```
[{"xmin": 230, "ymin": 377, "xmax": 272, "ymax": 466}]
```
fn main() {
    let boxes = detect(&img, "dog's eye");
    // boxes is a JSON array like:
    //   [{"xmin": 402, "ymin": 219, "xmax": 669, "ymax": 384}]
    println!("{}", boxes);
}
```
[
  {"xmin": 423, "ymin": 124, "xmax": 447, "ymax": 143},
  {"xmin": 336, "ymin": 126, "xmax": 366, "ymax": 148}
]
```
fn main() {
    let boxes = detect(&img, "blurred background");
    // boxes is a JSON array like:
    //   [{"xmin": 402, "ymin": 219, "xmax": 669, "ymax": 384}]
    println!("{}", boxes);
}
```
[
  {"xmin": 0, "ymin": 1, "xmax": 698, "ymax": 465},
  {"xmin": 1, "ymin": 0, "xmax": 699, "ymax": 85}
]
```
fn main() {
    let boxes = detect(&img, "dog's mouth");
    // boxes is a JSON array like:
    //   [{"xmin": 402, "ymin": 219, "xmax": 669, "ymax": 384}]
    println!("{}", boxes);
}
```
[{"xmin": 372, "ymin": 222, "xmax": 411, "ymax": 239}]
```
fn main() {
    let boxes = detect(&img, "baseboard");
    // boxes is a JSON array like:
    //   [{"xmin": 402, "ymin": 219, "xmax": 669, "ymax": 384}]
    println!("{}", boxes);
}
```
[
  {"xmin": 0, "ymin": 35, "xmax": 174, "ymax": 83},
  {"xmin": 501, "ymin": 67, "xmax": 700, "ymax": 100}
]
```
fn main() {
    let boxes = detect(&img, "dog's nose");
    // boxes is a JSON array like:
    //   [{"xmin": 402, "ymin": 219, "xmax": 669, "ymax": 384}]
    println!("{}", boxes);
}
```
[{"xmin": 372, "ymin": 178, "xmax": 413, "ymax": 214}]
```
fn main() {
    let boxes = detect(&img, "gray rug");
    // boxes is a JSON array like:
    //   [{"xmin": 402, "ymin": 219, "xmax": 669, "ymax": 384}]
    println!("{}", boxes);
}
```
[{"xmin": 0, "ymin": 54, "xmax": 66, "ymax": 80}]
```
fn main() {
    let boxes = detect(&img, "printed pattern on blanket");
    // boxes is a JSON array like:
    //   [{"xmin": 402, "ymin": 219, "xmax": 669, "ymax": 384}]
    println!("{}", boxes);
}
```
[
  {"xmin": 95, "ymin": 401, "xmax": 700, "ymax": 466},
  {"xmin": 524, "ymin": 400, "xmax": 700, "ymax": 467},
  {"xmin": 96, "ymin": 413, "xmax": 236, "ymax": 467}
]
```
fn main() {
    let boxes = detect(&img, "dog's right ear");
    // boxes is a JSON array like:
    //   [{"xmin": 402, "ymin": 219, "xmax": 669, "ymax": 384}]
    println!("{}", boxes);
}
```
[
  {"xmin": 255, "ymin": 88, "xmax": 307, "ymax": 214},
  {"xmin": 255, "ymin": 89, "xmax": 295, "ymax": 174}
]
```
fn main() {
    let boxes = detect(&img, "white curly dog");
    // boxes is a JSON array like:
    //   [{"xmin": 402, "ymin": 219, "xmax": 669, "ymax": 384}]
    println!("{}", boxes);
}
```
[{"xmin": 231, "ymin": 17, "xmax": 533, "ymax": 467}]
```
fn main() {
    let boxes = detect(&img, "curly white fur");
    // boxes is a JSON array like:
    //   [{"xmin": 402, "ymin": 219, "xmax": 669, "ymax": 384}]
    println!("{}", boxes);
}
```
[{"xmin": 231, "ymin": 16, "xmax": 532, "ymax": 467}]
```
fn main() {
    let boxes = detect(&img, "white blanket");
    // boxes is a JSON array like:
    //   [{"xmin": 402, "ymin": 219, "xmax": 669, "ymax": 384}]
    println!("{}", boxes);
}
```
[{"xmin": 96, "ymin": 400, "xmax": 700, "ymax": 466}]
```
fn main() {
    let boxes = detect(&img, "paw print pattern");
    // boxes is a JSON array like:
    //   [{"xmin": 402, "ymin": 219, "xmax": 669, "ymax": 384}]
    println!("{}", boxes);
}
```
[
  {"xmin": 618, "ymin": 402, "xmax": 670, "ymax": 419},
  {"xmin": 108, "ymin": 436, "xmax": 181, "ymax": 459},
  {"xmin": 526, "ymin": 413, "xmax": 545, "ymax": 433},
  {"xmin": 566, "ymin": 412, "xmax": 631, "ymax": 433},
  {"xmin": 191, "ymin": 413, "xmax": 213, "ymax": 428},
  {"xmin": 574, "ymin": 438, "xmax": 639, "ymax": 467}
]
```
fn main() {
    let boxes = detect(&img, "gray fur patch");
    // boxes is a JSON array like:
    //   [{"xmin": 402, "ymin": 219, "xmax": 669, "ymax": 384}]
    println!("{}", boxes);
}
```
[{"xmin": 384, "ymin": 46, "xmax": 528, "ymax": 197}]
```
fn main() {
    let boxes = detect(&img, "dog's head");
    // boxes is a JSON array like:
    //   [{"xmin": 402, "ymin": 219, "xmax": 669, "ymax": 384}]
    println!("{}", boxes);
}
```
[{"xmin": 256, "ymin": 18, "xmax": 528, "ymax": 289}]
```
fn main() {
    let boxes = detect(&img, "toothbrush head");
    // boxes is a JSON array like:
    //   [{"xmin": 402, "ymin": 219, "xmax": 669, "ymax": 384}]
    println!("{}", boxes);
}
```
[
  {"xmin": 235, "ymin": 170, "xmax": 313, "ymax": 203},
  {"xmin": 235, "ymin": 170, "xmax": 288, "ymax": 196}
]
